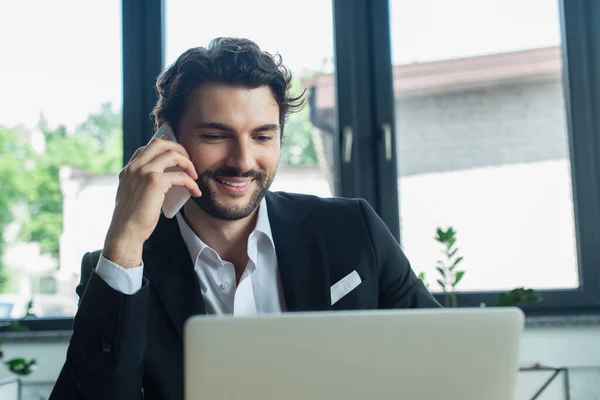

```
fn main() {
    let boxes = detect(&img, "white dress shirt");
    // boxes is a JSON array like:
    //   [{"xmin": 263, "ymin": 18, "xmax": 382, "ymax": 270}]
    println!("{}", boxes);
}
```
[{"xmin": 95, "ymin": 198, "xmax": 286, "ymax": 316}]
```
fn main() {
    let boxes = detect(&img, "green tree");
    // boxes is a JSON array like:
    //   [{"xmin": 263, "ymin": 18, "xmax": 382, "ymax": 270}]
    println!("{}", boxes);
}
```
[
  {"xmin": 280, "ymin": 79, "xmax": 318, "ymax": 166},
  {"xmin": 19, "ymin": 104, "xmax": 122, "ymax": 258},
  {"xmin": 74, "ymin": 102, "xmax": 123, "ymax": 173},
  {"xmin": 0, "ymin": 126, "xmax": 29, "ymax": 290},
  {"xmin": 76, "ymin": 103, "xmax": 122, "ymax": 149},
  {"xmin": 281, "ymin": 106, "xmax": 318, "ymax": 166}
]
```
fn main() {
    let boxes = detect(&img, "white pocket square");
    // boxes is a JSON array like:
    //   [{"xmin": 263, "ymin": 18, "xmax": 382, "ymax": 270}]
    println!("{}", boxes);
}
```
[{"xmin": 330, "ymin": 270, "xmax": 362, "ymax": 305}]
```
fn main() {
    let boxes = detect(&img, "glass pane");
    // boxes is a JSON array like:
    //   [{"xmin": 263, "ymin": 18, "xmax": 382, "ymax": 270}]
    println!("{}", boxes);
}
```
[
  {"xmin": 389, "ymin": 0, "xmax": 578, "ymax": 292},
  {"xmin": 0, "ymin": 0, "xmax": 122, "ymax": 318},
  {"xmin": 165, "ymin": 0, "xmax": 336, "ymax": 198}
]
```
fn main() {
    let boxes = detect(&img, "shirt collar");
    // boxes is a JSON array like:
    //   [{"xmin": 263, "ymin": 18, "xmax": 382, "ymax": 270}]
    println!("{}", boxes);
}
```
[
  {"xmin": 254, "ymin": 197, "xmax": 275, "ymax": 249},
  {"xmin": 174, "ymin": 197, "xmax": 274, "ymax": 265}
]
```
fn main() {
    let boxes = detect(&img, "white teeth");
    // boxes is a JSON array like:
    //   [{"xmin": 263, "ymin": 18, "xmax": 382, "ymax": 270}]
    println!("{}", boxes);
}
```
[{"xmin": 216, "ymin": 178, "xmax": 251, "ymax": 187}]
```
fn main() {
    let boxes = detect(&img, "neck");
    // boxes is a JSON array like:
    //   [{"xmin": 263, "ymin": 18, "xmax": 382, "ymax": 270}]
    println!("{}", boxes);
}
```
[{"xmin": 182, "ymin": 201, "xmax": 258, "ymax": 274}]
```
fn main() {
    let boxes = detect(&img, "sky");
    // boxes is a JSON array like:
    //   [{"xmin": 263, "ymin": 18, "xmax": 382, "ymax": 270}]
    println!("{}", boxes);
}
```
[{"xmin": 1, "ymin": 0, "xmax": 561, "ymax": 131}]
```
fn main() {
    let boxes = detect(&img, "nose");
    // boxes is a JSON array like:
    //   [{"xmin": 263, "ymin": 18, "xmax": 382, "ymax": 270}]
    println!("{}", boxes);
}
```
[{"xmin": 225, "ymin": 138, "xmax": 255, "ymax": 172}]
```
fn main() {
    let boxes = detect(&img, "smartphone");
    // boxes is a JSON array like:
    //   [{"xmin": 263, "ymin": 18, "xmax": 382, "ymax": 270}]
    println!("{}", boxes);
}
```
[{"xmin": 149, "ymin": 123, "xmax": 192, "ymax": 218}]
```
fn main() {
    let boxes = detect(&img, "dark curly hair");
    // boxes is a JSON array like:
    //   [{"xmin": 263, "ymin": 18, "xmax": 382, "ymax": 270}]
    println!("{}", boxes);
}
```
[{"xmin": 151, "ymin": 37, "xmax": 305, "ymax": 138}]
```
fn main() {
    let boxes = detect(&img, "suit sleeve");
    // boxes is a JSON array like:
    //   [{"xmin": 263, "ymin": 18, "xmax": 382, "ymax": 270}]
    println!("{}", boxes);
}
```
[
  {"xmin": 358, "ymin": 199, "xmax": 441, "ymax": 309},
  {"xmin": 50, "ymin": 251, "xmax": 149, "ymax": 400}
]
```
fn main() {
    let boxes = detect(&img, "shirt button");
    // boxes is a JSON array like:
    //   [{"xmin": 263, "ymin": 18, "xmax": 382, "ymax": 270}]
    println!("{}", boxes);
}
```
[{"xmin": 220, "ymin": 282, "xmax": 229, "ymax": 290}]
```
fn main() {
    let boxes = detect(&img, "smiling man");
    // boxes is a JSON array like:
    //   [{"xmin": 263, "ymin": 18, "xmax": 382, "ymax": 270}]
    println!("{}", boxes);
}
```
[{"xmin": 50, "ymin": 37, "xmax": 439, "ymax": 400}]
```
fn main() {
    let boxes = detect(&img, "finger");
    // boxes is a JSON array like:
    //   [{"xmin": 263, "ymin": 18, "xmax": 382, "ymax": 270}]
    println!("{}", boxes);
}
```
[
  {"xmin": 146, "ymin": 150, "xmax": 199, "ymax": 180},
  {"xmin": 133, "ymin": 138, "xmax": 192, "ymax": 169},
  {"xmin": 162, "ymin": 171, "xmax": 202, "ymax": 197}
]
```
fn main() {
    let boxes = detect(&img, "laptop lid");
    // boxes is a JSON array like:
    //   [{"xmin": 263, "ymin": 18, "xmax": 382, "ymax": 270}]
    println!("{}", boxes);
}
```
[{"xmin": 184, "ymin": 308, "xmax": 524, "ymax": 400}]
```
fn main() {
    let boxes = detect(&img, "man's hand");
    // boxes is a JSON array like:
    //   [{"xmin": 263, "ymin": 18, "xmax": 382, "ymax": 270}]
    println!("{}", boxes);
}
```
[{"xmin": 102, "ymin": 136, "xmax": 202, "ymax": 268}]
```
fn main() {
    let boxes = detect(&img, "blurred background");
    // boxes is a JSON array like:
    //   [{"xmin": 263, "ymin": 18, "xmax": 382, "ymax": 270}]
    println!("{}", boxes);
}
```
[{"xmin": 0, "ymin": 0, "xmax": 599, "ymax": 398}]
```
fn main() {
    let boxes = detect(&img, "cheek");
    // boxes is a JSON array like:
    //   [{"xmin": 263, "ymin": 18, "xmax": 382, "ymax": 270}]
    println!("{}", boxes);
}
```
[
  {"xmin": 190, "ymin": 146, "xmax": 224, "ymax": 173},
  {"xmin": 256, "ymin": 145, "xmax": 280, "ymax": 171}
]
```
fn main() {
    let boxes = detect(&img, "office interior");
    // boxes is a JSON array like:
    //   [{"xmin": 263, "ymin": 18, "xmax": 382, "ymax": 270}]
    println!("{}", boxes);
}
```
[{"xmin": 0, "ymin": 0, "xmax": 599, "ymax": 399}]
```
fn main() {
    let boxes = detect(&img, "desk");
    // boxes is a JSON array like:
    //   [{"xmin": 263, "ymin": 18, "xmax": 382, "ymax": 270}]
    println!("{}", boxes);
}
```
[
  {"xmin": 517, "ymin": 364, "xmax": 569, "ymax": 400},
  {"xmin": 0, "ymin": 376, "xmax": 20, "ymax": 400}
]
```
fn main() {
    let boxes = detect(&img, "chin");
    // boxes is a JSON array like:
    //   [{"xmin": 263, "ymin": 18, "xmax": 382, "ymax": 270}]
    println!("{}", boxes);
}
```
[{"xmin": 190, "ymin": 191, "xmax": 263, "ymax": 221}]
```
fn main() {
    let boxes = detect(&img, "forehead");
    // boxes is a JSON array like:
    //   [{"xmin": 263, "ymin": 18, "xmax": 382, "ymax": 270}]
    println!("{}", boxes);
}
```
[{"xmin": 185, "ymin": 84, "xmax": 280, "ymax": 124}]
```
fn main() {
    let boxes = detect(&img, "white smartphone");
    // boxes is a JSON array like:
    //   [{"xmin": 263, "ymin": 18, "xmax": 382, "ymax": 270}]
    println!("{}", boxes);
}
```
[{"xmin": 149, "ymin": 123, "xmax": 193, "ymax": 218}]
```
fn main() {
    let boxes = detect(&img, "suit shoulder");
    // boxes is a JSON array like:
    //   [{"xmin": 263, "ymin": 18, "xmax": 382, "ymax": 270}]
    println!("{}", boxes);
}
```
[{"xmin": 271, "ymin": 191, "xmax": 364, "ymax": 217}]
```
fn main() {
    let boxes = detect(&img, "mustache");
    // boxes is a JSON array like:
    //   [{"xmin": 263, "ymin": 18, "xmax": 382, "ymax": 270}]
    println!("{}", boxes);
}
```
[{"xmin": 201, "ymin": 167, "xmax": 266, "ymax": 179}]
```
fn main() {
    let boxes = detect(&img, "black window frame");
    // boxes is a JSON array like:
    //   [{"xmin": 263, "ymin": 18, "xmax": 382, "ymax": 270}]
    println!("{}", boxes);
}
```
[
  {"xmin": 1, "ymin": 0, "xmax": 165, "ymax": 332},
  {"xmin": 5, "ymin": 0, "xmax": 600, "ymax": 332},
  {"xmin": 362, "ymin": 0, "xmax": 600, "ymax": 316}
]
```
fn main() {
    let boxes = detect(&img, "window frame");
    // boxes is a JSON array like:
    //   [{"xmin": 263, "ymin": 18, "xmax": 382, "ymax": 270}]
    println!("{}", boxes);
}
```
[
  {"xmin": 365, "ymin": 0, "xmax": 600, "ymax": 315},
  {"xmin": 5, "ymin": 0, "xmax": 600, "ymax": 332},
  {"xmin": 122, "ymin": 0, "xmax": 165, "ymax": 164},
  {"xmin": 1, "ymin": 0, "xmax": 165, "ymax": 332}
]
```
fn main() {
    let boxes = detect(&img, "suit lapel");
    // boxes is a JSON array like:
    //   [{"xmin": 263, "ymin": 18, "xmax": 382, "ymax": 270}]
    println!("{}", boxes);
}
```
[
  {"xmin": 145, "ymin": 214, "xmax": 206, "ymax": 339},
  {"xmin": 143, "ymin": 192, "xmax": 331, "ymax": 335},
  {"xmin": 266, "ymin": 192, "xmax": 331, "ymax": 312}
]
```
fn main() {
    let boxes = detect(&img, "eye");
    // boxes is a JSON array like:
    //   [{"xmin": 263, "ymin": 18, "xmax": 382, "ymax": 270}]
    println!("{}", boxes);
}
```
[
  {"xmin": 254, "ymin": 135, "xmax": 273, "ymax": 142},
  {"xmin": 200, "ymin": 134, "xmax": 227, "ymax": 141}
]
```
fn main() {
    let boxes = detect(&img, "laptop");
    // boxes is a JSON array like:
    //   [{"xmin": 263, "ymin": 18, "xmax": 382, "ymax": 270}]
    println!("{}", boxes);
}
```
[{"xmin": 184, "ymin": 307, "xmax": 524, "ymax": 400}]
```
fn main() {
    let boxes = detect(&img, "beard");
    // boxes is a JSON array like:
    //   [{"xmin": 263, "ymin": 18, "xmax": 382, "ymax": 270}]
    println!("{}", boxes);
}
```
[{"xmin": 190, "ymin": 165, "xmax": 276, "ymax": 221}]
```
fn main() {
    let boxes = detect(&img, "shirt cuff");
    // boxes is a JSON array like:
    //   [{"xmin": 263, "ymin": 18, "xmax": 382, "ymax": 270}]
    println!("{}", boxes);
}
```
[{"xmin": 95, "ymin": 253, "xmax": 144, "ymax": 295}]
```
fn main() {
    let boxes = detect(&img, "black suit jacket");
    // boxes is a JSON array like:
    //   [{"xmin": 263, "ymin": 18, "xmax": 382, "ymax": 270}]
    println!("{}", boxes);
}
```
[{"xmin": 50, "ymin": 191, "xmax": 440, "ymax": 400}]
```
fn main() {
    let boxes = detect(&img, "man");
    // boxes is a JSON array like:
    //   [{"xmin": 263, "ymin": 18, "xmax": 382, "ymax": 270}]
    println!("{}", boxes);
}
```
[{"xmin": 50, "ymin": 37, "xmax": 439, "ymax": 400}]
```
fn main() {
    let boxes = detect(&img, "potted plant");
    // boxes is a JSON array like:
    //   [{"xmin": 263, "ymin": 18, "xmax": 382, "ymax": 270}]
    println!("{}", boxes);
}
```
[
  {"xmin": 418, "ymin": 227, "xmax": 539, "ymax": 308},
  {"xmin": 433, "ymin": 227, "xmax": 465, "ymax": 307},
  {"xmin": 493, "ymin": 287, "xmax": 540, "ymax": 307},
  {"xmin": 0, "ymin": 301, "xmax": 37, "ymax": 377}
]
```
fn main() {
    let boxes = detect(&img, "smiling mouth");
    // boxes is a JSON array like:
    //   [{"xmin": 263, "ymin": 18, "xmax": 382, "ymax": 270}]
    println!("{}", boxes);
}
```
[{"xmin": 214, "ymin": 178, "xmax": 253, "ymax": 187}]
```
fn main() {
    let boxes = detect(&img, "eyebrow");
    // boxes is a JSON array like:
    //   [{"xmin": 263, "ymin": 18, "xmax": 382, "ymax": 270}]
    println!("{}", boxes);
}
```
[{"xmin": 193, "ymin": 122, "xmax": 279, "ymax": 133}]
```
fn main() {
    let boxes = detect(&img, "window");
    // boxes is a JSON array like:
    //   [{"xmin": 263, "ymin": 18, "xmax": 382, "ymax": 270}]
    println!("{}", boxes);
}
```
[
  {"xmin": 0, "ymin": 0, "xmax": 122, "ymax": 318},
  {"xmin": 164, "ymin": 0, "xmax": 336, "ymax": 198},
  {"xmin": 389, "ymin": 0, "xmax": 578, "ymax": 292},
  {"xmin": 3, "ymin": 0, "xmax": 598, "ymax": 326}
]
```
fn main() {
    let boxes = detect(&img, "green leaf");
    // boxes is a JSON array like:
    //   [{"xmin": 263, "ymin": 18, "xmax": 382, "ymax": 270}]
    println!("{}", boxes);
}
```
[
  {"xmin": 448, "ymin": 247, "xmax": 459, "ymax": 258},
  {"xmin": 11, "ymin": 321, "xmax": 29, "ymax": 332},
  {"xmin": 436, "ymin": 279, "xmax": 446, "ymax": 291},
  {"xmin": 417, "ymin": 273, "xmax": 429, "ymax": 289},
  {"xmin": 6, "ymin": 358, "xmax": 37, "ymax": 376},
  {"xmin": 6, "ymin": 358, "xmax": 26, "ymax": 367},
  {"xmin": 494, "ymin": 287, "xmax": 540, "ymax": 307},
  {"xmin": 435, "ymin": 229, "xmax": 444, "ymax": 243},
  {"xmin": 450, "ymin": 256, "xmax": 464, "ymax": 270},
  {"xmin": 453, "ymin": 271, "xmax": 465, "ymax": 286},
  {"xmin": 436, "ymin": 267, "xmax": 446, "ymax": 277},
  {"xmin": 436, "ymin": 227, "xmax": 453, "ymax": 243}
]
